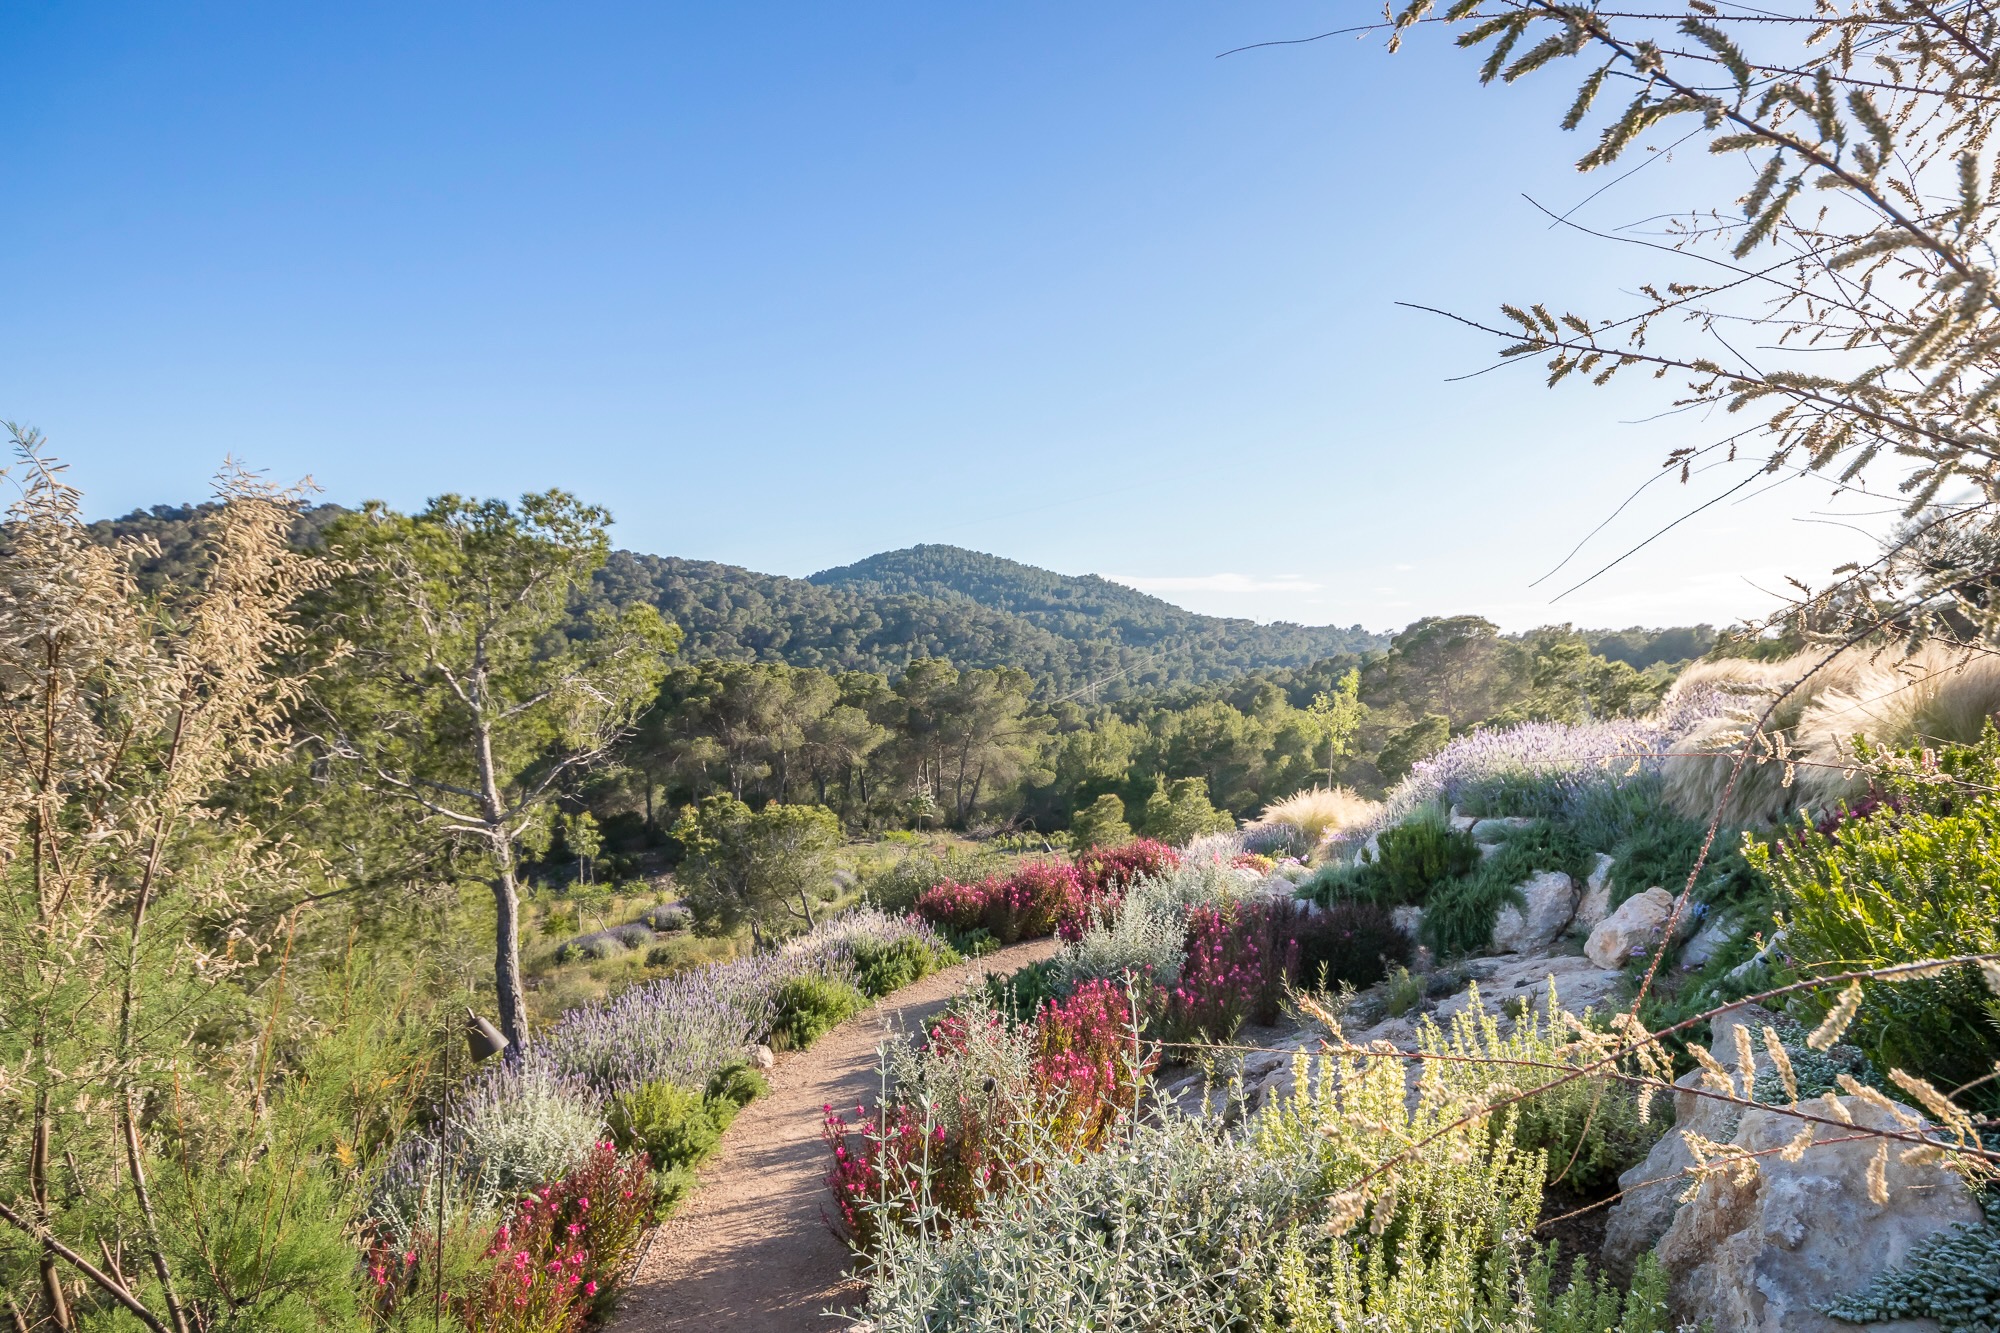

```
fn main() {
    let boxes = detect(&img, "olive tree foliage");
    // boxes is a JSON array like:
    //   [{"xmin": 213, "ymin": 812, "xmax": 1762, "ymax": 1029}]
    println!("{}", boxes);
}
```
[
  {"xmin": 0, "ymin": 432, "xmax": 335, "ymax": 1332},
  {"xmin": 1378, "ymin": 0, "xmax": 2000, "ymax": 640},
  {"xmin": 670, "ymin": 795, "xmax": 844, "ymax": 941},
  {"xmin": 304, "ymin": 493, "xmax": 677, "ymax": 1048}
]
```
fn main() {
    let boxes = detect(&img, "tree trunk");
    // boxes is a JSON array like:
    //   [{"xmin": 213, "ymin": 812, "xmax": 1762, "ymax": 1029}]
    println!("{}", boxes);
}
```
[
  {"xmin": 797, "ymin": 888, "xmax": 816, "ymax": 928},
  {"xmin": 490, "ymin": 842, "xmax": 528, "ymax": 1051},
  {"xmin": 472, "ymin": 713, "xmax": 529, "ymax": 1051}
]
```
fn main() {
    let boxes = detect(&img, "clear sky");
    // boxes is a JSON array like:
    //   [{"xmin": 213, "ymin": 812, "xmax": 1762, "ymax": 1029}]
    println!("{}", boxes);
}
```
[{"xmin": 0, "ymin": 2, "xmax": 1889, "ymax": 633}]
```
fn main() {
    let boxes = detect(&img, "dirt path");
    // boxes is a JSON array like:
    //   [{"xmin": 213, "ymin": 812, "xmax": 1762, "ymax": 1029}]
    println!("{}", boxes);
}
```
[{"xmin": 611, "ymin": 938, "xmax": 1060, "ymax": 1333}]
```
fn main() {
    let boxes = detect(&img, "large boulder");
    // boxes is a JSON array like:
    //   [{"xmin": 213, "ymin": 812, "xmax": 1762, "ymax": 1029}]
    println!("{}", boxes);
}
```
[
  {"xmin": 1600, "ymin": 1005, "xmax": 1776, "ymax": 1274},
  {"xmin": 1469, "ymin": 816, "xmax": 1535, "ymax": 841},
  {"xmin": 1489, "ymin": 871, "xmax": 1578, "ymax": 953},
  {"xmin": 1656, "ymin": 1096, "xmax": 1981, "ymax": 1333},
  {"xmin": 1574, "ymin": 853, "xmax": 1615, "ymax": 934},
  {"xmin": 1585, "ymin": 886, "xmax": 1674, "ymax": 969}
]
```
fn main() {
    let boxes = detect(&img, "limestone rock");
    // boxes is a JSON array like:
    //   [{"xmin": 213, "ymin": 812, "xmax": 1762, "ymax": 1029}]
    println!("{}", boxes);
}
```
[
  {"xmin": 1656, "ymin": 1096, "xmax": 1980, "ymax": 1333},
  {"xmin": 1448, "ymin": 810, "xmax": 1477, "ymax": 833},
  {"xmin": 1469, "ymin": 816, "xmax": 1535, "ymax": 841},
  {"xmin": 1431, "ymin": 953, "xmax": 1626, "ymax": 1029},
  {"xmin": 1585, "ymin": 886, "xmax": 1674, "ymax": 969},
  {"xmin": 1600, "ymin": 1005, "xmax": 1777, "ymax": 1275},
  {"xmin": 1489, "ymin": 871, "xmax": 1579, "ymax": 953},
  {"xmin": 1476, "ymin": 841, "xmax": 1501, "ymax": 860},
  {"xmin": 1679, "ymin": 911, "xmax": 1741, "ymax": 971},
  {"xmin": 1574, "ymin": 853, "xmax": 1615, "ymax": 934}
]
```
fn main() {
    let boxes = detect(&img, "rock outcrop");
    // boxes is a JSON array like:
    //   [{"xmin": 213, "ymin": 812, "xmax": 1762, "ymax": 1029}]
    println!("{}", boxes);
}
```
[
  {"xmin": 1584, "ymin": 886, "xmax": 1674, "ymax": 969},
  {"xmin": 1489, "ymin": 871, "xmax": 1578, "ymax": 953},
  {"xmin": 1656, "ymin": 1096, "xmax": 1981, "ymax": 1333},
  {"xmin": 1600, "ymin": 1006, "xmax": 1775, "ymax": 1274},
  {"xmin": 1574, "ymin": 853, "xmax": 1615, "ymax": 934}
]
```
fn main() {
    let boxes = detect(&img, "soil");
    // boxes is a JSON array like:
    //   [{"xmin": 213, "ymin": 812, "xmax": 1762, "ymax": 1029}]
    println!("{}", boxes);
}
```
[{"xmin": 609, "ymin": 937, "xmax": 1061, "ymax": 1333}]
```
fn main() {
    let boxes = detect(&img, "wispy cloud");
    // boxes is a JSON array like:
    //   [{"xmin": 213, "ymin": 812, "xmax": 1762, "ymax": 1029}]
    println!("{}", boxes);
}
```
[{"xmin": 1105, "ymin": 572, "xmax": 1323, "ymax": 594}]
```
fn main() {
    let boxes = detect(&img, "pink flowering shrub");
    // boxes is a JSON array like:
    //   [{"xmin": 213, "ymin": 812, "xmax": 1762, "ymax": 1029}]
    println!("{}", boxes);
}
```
[
  {"xmin": 369, "ymin": 1142, "xmax": 653, "ymax": 1332},
  {"xmin": 462, "ymin": 1142, "xmax": 652, "ymax": 1329},
  {"xmin": 822, "ymin": 981, "xmax": 1152, "ymax": 1253},
  {"xmin": 1075, "ymin": 839, "xmax": 1180, "ymax": 894},
  {"xmin": 1030, "ymin": 980, "xmax": 1152, "ymax": 1153},
  {"xmin": 915, "ymin": 846, "xmax": 1179, "ymax": 944},
  {"xmin": 982, "ymin": 859, "xmax": 1086, "ymax": 942},
  {"xmin": 1157, "ymin": 901, "xmax": 1301, "ymax": 1045},
  {"xmin": 914, "ymin": 877, "xmax": 995, "ymax": 931}
]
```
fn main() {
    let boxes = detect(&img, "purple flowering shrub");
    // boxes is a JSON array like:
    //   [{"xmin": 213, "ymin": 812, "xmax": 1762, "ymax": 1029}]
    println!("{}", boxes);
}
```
[
  {"xmin": 1358, "ymin": 690, "xmax": 1737, "ymax": 838},
  {"xmin": 1157, "ymin": 901, "xmax": 1300, "ymax": 1044}
]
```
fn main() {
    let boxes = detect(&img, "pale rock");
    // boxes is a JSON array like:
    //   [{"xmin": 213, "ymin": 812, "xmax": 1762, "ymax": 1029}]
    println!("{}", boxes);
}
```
[
  {"xmin": 1600, "ymin": 1004, "xmax": 1778, "ymax": 1275},
  {"xmin": 1476, "ymin": 842, "xmax": 1502, "ymax": 860},
  {"xmin": 1448, "ymin": 813, "xmax": 1477, "ymax": 833},
  {"xmin": 1431, "ymin": 953, "xmax": 1625, "ymax": 1029},
  {"xmin": 1574, "ymin": 853, "xmax": 1616, "ymax": 934},
  {"xmin": 1585, "ymin": 886, "xmax": 1674, "ymax": 969},
  {"xmin": 1391, "ymin": 905, "xmax": 1425, "ymax": 940},
  {"xmin": 1469, "ymin": 816, "xmax": 1535, "ymax": 841},
  {"xmin": 1725, "ymin": 927, "xmax": 1788, "ymax": 984},
  {"xmin": 1679, "ymin": 911, "xmax": 1741, "ymax": 971},
  {"xmin": 1656, "ymin": 1096, "xmax": 1980, "ymax": 1333},
  {"xmin": 1489, "ymin": 871, "xmax": 1579, "ymax": 953}
]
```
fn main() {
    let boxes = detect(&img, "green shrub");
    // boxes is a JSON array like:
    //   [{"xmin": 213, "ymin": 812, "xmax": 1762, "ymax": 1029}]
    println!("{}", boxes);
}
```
[
  {"xmin": 1383, "ymin": 963, "xmax": 1425, "ymax": 1017},
  {"xmin": 978, "ymin": 958, "xmax": 1062, "ymax": 1026},
  {"xmin": 1522, "ymin": 1247, "xmax": 1675, "ymax": 1333},
  {"xmin": 705, "ymin": 1058, "xmax": 769, "ymax": 1110},
  {"xmin": 768, "ymin": 974, "xmax": 868, "ymax": 1050},
  {"xmin": 852, "ymin": 934, "xmax": 954, "ymax": 998},
  {"xmin": 1070, "ymin": 792, "xmax": 1134, "ymax": 848},
  {"xmin": 950, "ymin": 926, "xmax": 999, "ymax": 958},
  {"xmin": 1139, "ymin": 775, "xmax": 1235, "ymax": 845},
  {"xmin": 606, "ymin": 1079, "xmax": 726, "ymax": 1175},
  {"xmin": 1353, "ymin": 814, "xmax": 1479, "ymax": 906},
  {"xmin": 1419, "ymin": 820, "xmax": 1593, "ymax": 958},
  {"xmin": 1752, "ymin": 731, "xmax": 2000, "ymax": 1098}
]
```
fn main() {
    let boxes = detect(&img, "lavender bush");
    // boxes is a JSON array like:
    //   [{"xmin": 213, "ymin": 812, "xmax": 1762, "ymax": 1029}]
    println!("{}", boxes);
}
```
[
  {"xmin": 1359, "ymin": 690, "xmax": 1734, "ymax": 841},
  {"xmin": 368, "ymin": 907, "xmax": 952, "ymax": 1238}
]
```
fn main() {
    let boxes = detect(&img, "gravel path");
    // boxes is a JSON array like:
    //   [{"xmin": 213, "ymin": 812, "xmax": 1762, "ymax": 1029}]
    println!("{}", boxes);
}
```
[{"xmin": 610, "ymin": 938, "xmax": 1061, "ymax": 1333}]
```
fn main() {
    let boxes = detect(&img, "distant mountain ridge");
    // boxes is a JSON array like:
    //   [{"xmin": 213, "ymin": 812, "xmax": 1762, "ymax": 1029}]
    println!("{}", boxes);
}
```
[
  {"xmin": 808, "ymin": 544, "xmax": 1382, "ymax": 679},
  {"xmin": 65, "ymin": 507, "xmax": 1389, "ymax": 696},
  {"xmin": 588, "ymin": 545, "xmax": 1387, "ymax": 696}
]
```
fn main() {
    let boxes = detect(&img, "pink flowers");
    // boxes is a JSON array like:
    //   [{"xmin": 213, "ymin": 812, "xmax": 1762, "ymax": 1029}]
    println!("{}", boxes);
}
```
[
  {"xmin": 915, "ymin": 844, "xmax": 1178, "ymax": 944},
  {"xmin": 1157, "ymin": 901, "xmax": 1304, "ymax": 1044}
]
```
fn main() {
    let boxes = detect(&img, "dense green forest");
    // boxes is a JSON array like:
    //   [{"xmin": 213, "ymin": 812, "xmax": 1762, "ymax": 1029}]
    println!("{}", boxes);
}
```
[
  {"xmin": 87, "ymin": 507, "xmax": 1386, "ymax": 696},
  {"xmin": 75, "ymin": 502, "xmax": 1709, "ymax": 861}
]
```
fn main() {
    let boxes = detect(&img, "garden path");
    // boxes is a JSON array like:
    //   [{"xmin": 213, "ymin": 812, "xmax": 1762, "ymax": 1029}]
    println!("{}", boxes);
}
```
[{"xmin": 610, "ymin": 937, "xmax": 1061, "ymax": 1333}]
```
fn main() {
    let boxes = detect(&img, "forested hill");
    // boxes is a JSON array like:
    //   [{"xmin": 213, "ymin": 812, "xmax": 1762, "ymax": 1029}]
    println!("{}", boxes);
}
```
[
  {"xmin": 809, "ymin": 545, "xmax": 1382, "ymax": 665},
  {"xmin": 584, "ymin": 548, "xmax": 1386, "ymax": 695},
  {"xmin": 71, "ymin": 506, "xmax": 1388, "ymax": 695}
]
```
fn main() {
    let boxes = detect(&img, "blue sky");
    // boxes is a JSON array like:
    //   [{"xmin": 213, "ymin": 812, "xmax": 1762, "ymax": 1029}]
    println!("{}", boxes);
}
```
[{"xmin": 0, "ymin": 2, "xmax": 1886, "ymax": 632}]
